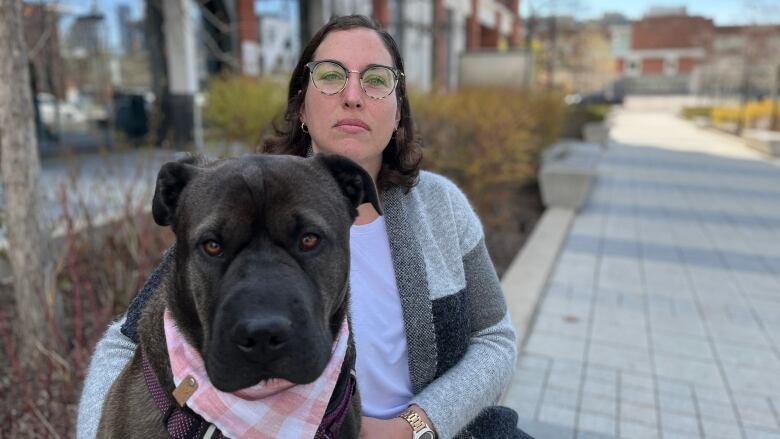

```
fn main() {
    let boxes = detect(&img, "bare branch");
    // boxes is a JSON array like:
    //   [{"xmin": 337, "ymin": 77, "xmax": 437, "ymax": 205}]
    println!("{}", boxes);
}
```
[{"xmin": 195, "ymin": 0, "xmax": 235, "ymax": 34}]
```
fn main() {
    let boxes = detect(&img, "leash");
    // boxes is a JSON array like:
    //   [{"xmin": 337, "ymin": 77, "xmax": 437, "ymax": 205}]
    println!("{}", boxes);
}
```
[{"xmin": 141, "ymin": 349, "xmax": 356, "ymax": 439}]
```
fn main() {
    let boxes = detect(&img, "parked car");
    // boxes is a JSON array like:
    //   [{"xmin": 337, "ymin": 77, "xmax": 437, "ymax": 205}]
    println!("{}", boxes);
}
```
[{"xmin": 565, "ymin": 90, "xmax": 624, "ymax": 106}]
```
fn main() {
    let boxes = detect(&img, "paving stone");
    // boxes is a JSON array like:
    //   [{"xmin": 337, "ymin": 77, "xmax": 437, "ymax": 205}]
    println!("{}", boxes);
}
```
[
  {"xmin": 621, "ymin": 385, "xmax": 656, "ymax": 407},
  {"xmin": 724, "ymin": 366, "xmax": 780, "ymax": 397},
  {"xmin": 693, "ymin": 384, "xmax": 732, "ymax": 406},
  {"xmin": 539, "ymin": 403, "xmax": 578, "ymax": 429},
  {"xmin": 654, "ymin": 353, "xmax": 723, "ymax": 386},
  {"xmin": 536, "ymin": 314, "xmax": 590, "ymax": 338},
  {"xmin": 588, "ymin": 342, "xmax": 653, "ymax": 374},
  {"xmin": 578, "ymin": 411, "xmax": 617, "ymax": 437},
  {"xmin": 513, "ymin": 401, "xmax": 539, "ymax": 420},
  {"xmin": 512, "ymin": 365, "xmax": 547, "ymax": 386},
  {"xmin": 517, "ymin": 417, "xmax": 575, "ymax": 439},
  {"xmin": 733, "ymin": 394, "xmax": 780, "ymax": 430},
  {"xmin": 700, "ymin": 417, "xmax": 742, "ymax": 439},
  {"xmin": 504, "ymin": 371, "xmax": 545, "ymax": 409},
  {"xmin": 660, "ymin": 411, "xmax": 701, "ymax": 435},
  {"xmin": 592, "ymin": 324, "xmax": 650, "ymax": 350},
  {"xmin": 715, "ymin": 342, "xmax": 780, "ymax": 370},
  {"xmin": 744, "ymin": 428, "xmax": 780, "ymax": 439},
  {"xmin": 620, "ymin": 372, "xmax": 655, "ymax": 391},
  {"xmin": 583, "ymin": 377, "xmax": 618, "ymax": 399},
  {"xmin": 619, "ymin": 419, "xmax": 659, "ymax": 439},
  {"xmin": 551, "ymin": 358, "xmax": 586, "ymax": 376},
  {"xmin": 660, "ymin": 430, "xmax": 698, "ymax": 439},
  {"xmin": 650, "ymin": 315, "xmax": 709, "ymax": 338},
  {"xmin": 518, "ymin": 354, "xmax": 552, "ymax": 372},
  {"xmin": 586, "ymin": 364, "xmax": 619, "ymax": 384},
  {"xmin": 578, "ymin": 431, "xmax": 616, "ymax": 439},
  {"xmin": 656, "ymin": 378, "xmax": 693, "ymax": 398},
  {"xmin": 581, "ymin": 392, "xmax": 617, "ymax": 417},
  {"xmin": 548, "ymin": 370, "xmax": 583, "ymax": 391},
  {"xmin": 620, "ymin": 400, "xmax": 658, "ymax": 425},
  {"xmin": 696, "ymin": 399, "xmax": 738, "ymax": 423},
  {"xmin": 658, "ymin": 392, "xmax": 697, "ymax": 416},
  {"xmin": 652, "ymin": 332, "xmax": 714, "ymax": 361},
  {"xmin": 525, "ymin": 332, "xmax": 587, "ymax": 362},
  {"xmin": 543, "ymin": 386, "xmax": 579, "ymax": 409}
]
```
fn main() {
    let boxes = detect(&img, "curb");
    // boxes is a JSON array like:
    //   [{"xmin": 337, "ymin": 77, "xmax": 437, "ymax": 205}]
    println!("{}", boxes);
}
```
[{"xmin": 499, "ymin": 206, "xmax": 576, "ymax": 404}]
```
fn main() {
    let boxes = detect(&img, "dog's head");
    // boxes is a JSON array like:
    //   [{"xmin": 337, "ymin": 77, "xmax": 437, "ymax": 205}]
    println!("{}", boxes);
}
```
[{"xmin": 152, "ymin": 153, "xmax": 380, "ymax": 392}]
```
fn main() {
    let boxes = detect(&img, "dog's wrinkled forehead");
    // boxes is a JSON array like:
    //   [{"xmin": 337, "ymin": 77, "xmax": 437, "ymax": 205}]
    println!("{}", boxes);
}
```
[{"xmin": 177, "ymin": 156, "xmax": 348, "ymax": 234}]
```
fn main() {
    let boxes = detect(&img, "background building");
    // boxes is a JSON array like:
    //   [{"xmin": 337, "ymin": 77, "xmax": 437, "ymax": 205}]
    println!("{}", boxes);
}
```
[{"xmin": 302, "ymin": 0, "xmax": 525, "ymax": 90}]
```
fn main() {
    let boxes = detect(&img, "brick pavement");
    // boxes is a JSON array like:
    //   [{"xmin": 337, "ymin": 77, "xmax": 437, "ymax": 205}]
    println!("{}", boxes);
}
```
[{"xmin": 505, "ymin": 110, "xmax": 780, "ymax": 439}]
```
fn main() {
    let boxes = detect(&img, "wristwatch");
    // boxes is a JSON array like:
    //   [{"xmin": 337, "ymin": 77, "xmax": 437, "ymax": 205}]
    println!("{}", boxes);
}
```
[{"xmin": 399, "ymin": 407, "xmax": 437, "ymax": 439}]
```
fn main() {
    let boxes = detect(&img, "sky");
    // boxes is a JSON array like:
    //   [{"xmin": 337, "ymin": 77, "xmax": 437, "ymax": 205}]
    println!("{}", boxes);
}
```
[
  {"xmin": 44, "ymin": 0, "xmax": 778, "ymax": 53},
  {"xmin": 524, "ymin": 0, "xmax": 779, "ymax": 25},
  {"xmin": 45, "ymin": 0, "xmax": 297, "ymax": 52}
]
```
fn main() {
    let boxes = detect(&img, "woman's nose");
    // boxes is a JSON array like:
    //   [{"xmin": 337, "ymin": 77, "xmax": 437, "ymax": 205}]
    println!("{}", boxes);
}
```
[{"xmin": 342, "ymin": 72, "xmax": 363, "ymax": 108}]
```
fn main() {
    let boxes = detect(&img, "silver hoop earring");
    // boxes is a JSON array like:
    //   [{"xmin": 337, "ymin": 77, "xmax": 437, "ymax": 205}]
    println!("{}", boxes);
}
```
[{"xmin": 301, "ymin": 121, "xmax": 309, "ymax": 134}]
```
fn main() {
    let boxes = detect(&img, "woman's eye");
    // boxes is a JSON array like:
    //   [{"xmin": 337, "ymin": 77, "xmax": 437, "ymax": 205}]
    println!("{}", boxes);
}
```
[
  {"xmin": 319, "ymin": 72, "xmax": 344, "ymax": 81},
  {"xmin": 299, "ymin": 233, "xmax": 320, "ymax": 251},
  {"xmin": 364, "ymin": 76, "xmax": 386, "ymax": 86},
  {"xmin": 203, "ymin": 240, "xmax": 223, "ymax": 257}
]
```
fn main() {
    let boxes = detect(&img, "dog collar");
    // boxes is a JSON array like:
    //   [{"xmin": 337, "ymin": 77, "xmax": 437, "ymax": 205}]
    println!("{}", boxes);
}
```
[{"xmin": 141, "ymin": 342, "xmax": 356, "ymax": 439}]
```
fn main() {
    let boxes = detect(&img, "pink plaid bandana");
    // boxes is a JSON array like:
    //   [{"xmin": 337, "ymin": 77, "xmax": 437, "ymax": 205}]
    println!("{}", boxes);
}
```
[{"xmin": 163, "ymin": 309, "xmax": 349, "ymax": 439}]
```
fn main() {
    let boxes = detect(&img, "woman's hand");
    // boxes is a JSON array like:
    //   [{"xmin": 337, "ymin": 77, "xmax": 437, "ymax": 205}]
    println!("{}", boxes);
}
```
[
  {"xmin": 359, "ymin": 416, "xmax": 411, "ymax": 438},
  {"xmin": 360, "ymin": 404, "xmax": 436, "ymax": 439}
]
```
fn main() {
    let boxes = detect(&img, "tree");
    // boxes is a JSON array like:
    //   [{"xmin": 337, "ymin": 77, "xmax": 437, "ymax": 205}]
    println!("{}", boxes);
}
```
[{"xmin": 0, "ymin": 0, "xmax": 48, "ymax": 366}]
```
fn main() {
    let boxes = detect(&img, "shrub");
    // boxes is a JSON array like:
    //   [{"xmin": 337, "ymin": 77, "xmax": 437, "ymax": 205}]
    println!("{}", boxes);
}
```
[
  {"xmin": 202, "ymin": 75, "xmax": 287, "ymax": 148},
  {"xmin": 681, "ymin": 106, "xmax": 712, "ymax": 120},
  {"xmin": 412, "ymin": 87, "xmax": 563, "ymax": 212},
  {"xmin": 411, "ymin": 87, "xmax": 564, "ymax": 273},
  {"xmin": 0, "ymin": 153, "xmax": 173, "ymax": 437},
  {"xmin": 711, "ymin": 100, "xmax": 779, "ymax": 129}
]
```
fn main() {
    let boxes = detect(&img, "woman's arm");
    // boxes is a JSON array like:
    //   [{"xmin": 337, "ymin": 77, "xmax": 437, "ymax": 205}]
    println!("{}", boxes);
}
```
[
  {"xmin": 412, "ymin": 238, "xmax": 517, "ymax": 439},
  {"xmin": 77, "ymin": 246, "xmax": 173, "ymax": 438},
  {"xmin": 76, "ymin": 317, "xmax": 137, "ymax": 439},
  {"xmin": 410, "ymin": 177, "xmax": 518, "ymax": 439}
]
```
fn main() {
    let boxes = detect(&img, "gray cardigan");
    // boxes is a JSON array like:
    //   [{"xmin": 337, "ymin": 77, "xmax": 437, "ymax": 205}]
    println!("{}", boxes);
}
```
[{"xmin": 77, "ymin": 170, "xmax": 519, "ymax": 439}]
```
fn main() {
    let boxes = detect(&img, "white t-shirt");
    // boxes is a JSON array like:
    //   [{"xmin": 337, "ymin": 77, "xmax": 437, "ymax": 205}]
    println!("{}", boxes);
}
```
[{"xmin": 349, "ymin": 216, "xmax": 414, "ymax": 419}]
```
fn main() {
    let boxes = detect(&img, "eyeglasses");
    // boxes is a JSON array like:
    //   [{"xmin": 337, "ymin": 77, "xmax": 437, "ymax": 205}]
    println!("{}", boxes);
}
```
[{"xmin": 305, "ymin": 60, "xmax": 403, "ymax": 100}]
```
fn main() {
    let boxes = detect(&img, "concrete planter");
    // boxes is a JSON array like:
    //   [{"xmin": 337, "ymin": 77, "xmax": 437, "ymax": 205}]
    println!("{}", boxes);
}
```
[
  {"xmin": 539, "ymin": 140, "xmax": 601, "ymax": 211},
  {"xmin": 582, "ymin": 121, "xmax": 610, "ymax": 148},
  {"xmin": 743, "ymin": 129, "xmax": 780, "ymax": 157}
]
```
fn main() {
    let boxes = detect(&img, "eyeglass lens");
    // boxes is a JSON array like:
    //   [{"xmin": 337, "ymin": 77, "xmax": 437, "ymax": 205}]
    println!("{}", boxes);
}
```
[{"xmin": 311, "ymin": 61, "xmax": 396, "ymax": 98}]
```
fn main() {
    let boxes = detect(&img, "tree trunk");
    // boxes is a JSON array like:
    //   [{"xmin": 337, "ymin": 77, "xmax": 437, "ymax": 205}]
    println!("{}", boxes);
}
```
[{"xmin": 0, "ymin": 0, "xmax": 48, "ymax": 367}]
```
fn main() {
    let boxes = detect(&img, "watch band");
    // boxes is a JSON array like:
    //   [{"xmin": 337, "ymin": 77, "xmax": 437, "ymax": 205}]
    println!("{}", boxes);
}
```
[{"xmin": 399, "ymin": 408, "xmax": 436, "ymax": 439}]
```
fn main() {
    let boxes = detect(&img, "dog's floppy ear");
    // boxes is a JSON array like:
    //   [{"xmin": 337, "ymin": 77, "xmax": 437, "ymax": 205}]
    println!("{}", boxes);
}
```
[
  {"xmin": 316, "ymin": 154, "xmax": 382, "ymax": 219},
  {"xmin": 152, "ymin": 156, "xmax": 203, "ymax": 226}
]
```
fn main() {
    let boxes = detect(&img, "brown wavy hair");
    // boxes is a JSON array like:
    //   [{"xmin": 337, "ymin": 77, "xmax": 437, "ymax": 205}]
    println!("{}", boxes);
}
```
[{"xmin": 262, "ymin": 15, "xmax": 422, "ymax": 192}]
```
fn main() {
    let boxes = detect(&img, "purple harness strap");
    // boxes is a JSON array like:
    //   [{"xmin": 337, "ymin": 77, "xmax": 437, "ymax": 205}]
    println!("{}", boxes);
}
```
[
  {"xmin": 141, "ymin": 350, "xmax": 355, "ymax": 439},
  {"xmin": 314, "ymin": 370, "xmax": 356, "ymax": 439}
]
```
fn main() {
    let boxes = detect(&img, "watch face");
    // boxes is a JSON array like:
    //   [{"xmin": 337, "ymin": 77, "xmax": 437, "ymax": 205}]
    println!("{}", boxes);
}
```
[{"xmin": 420, "ymin": 432, "xmax": 435, "ymax": 439}]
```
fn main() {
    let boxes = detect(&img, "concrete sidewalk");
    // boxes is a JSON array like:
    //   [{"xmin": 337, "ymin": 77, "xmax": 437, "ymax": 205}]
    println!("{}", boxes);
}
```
[{"xmin": 505, "ymin": 110, "xmax": 780, "ymax": 439}]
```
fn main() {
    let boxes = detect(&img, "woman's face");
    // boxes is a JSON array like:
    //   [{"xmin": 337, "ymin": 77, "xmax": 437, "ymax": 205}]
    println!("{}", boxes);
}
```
[{"xmin": 300, "ymin": 28, "xmax": 401, "ymax": 180}]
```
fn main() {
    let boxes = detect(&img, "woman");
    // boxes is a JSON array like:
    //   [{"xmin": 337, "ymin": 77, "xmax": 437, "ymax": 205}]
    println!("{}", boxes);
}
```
[{"xmin": 78, "ymin": 15, "xmax": 523, "ymax": 439}]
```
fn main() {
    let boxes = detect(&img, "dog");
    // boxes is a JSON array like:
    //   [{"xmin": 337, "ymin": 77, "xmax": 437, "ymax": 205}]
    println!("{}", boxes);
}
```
[{"xmin": 97, "ymin": 153, "xmax": 380, "ymax": 438}]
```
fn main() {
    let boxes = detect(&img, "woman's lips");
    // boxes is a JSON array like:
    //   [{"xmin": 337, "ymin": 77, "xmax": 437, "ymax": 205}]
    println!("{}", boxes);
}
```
[{"xmin": 334, "ymin": 119, "xmax": 369, "ymax": 134}]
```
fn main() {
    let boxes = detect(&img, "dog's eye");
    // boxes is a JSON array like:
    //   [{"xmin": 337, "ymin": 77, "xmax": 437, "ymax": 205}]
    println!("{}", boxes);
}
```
[
  {"xmin": 203, "ymin": 240, "xmax": 223, "ymax": 257},
  {"xmin": 299, "ymin": 233, "xmax": 320, "ymax": 251}
]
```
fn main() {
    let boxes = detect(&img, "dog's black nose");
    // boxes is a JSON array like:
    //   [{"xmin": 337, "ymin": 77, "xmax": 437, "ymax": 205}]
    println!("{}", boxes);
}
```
[{"xmin": 231, "ymin": 317, "xmax": 293, "ymax": 359}]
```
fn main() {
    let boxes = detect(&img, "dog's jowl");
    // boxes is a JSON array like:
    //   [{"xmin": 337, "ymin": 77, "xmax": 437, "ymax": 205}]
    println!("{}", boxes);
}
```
[{"xmin": 97, "ymin": 154, "xmax": 379, "ymax": 438}]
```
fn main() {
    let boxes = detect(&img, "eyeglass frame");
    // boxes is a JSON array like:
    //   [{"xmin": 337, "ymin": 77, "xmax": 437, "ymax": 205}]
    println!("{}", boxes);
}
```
[{"xmin": 305, "ymin": 59, "xmax": 404, "ymax": 100}]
